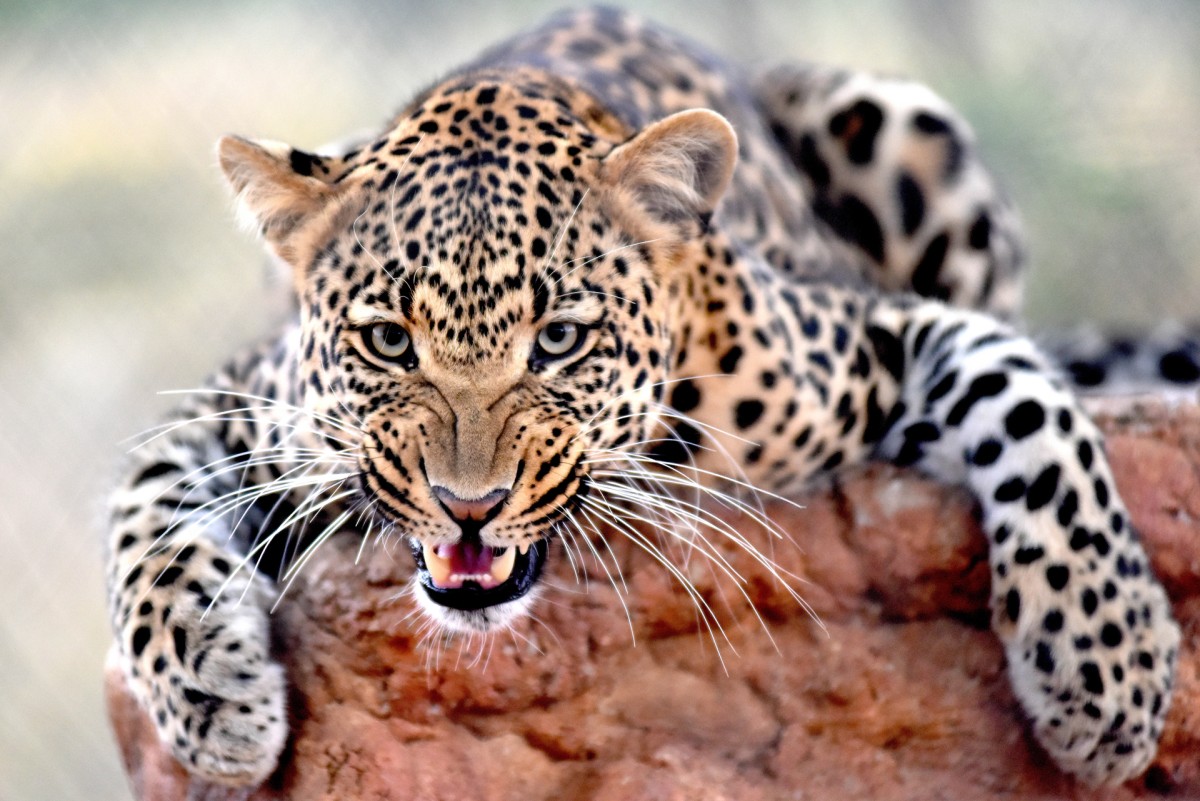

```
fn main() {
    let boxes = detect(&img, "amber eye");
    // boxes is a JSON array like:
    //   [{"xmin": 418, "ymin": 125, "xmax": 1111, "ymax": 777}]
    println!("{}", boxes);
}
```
[
  {"xmin": 362, "ymin": 322, "xmax": 415, "ymax": 366},
  {"xmin": 534, "ymin": 321, "xmax": 582, "ymax": 362}
]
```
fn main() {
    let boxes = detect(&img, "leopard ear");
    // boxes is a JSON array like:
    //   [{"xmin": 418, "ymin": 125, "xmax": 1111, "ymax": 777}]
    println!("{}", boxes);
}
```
[
  {"xmin": 216, "ymin": 135, "xmax": 348, "ymax": 262},
  {"xmin": 601, "ymin": 109, "xmax": 737, "ymax": 239}
]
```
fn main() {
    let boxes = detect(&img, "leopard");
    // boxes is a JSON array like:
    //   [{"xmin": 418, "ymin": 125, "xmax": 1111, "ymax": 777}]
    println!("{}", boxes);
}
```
[{"xmin": 105, "ymin": 6, "xmax": 1181, "ymax": 790}]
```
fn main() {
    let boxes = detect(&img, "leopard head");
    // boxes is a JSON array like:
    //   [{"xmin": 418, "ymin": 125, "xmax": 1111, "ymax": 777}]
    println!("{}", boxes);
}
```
[{"xmin": 218, "ymin": 69, "xmax": 737, "ymax": 631}]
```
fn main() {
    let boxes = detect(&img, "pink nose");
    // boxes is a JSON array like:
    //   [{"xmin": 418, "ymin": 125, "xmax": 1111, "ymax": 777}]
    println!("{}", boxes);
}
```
[{"xmin": 432, "ymin": 486, "xmax": 509, "ymax": 525}]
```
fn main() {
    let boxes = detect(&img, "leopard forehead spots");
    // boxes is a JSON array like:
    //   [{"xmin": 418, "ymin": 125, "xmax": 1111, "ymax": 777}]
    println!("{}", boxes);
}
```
[{"xmin": 307, "ymin": 76, "xmax": 626, "ymax": 367}]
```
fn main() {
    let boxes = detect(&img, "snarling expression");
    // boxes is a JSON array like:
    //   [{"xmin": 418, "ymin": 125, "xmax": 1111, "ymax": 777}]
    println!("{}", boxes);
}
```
[{"xmin": 219, "ymin": 68, "xmax": 737, "ymax": 630}]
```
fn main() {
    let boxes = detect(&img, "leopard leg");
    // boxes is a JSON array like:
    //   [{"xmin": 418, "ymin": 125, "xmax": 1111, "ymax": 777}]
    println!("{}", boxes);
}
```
[
  {"xmin": 673, "ymin": 261, "xmax": 1178, "ymax": 784},
  {"xmin": 106, "ymin": 386, "xmax": 292, "ymax": 786},
  {"xmin": 866, "ymin": 299, "xmax": 1180, "ymax": 784},
  {"xmin": 755, "ymin": 64, "xmax": 1025, "ymax": 318}
]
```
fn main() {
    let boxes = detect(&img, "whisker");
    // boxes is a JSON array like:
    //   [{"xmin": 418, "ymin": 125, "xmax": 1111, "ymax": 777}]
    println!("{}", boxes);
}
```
[
  {"xmin": 556, "ymin": 288, "xmax": 628, "ymax": 303},
  {"xmin": 549, "ymin": 521, "xmax": 584, "ymax": 585},
  {"xmin": 588, "ymin": 459, "xmax": 797, "ymax": 545},
  {"xmin": 589, "ymin": 441, "xmax": 806, "ymax": 516},
  {"xmin": 151, "ymin": 388, "xmax": 362, "ymax": 438},
  {"xmin": 505, "ymin": 622, "xmax": 546, "ymax": 657},
  {"xmin": 127, "ymin": 459, "xmax": 357, "ymax": 580},
  {"xmin": 585, "ymin": 484, "xmax": 750, "ymax": 586},
  {"xmin": 589, "ymin": 478, "xmax": 801, "ymax": 592},
  {"xmin": 578, "ymin": 495, "xmax": 735, "ymax": 669},
  {"xmin": 556, "ymin": 237, "xmax": 663, "ymax": 283},
  {"xmin": 544, "ymin": 187, "xmax": 590, "ymax": 286},
  {"xmin": 127, "ymin": 410, "xmax": 359, "ymax": 454},
  {"xmin": 233, "ymin": 488, "xmax": 359, "ymax": 613},
  {"xmin": 385, "ymin": 133, "xmax": 426, "ymax": 287},
  {"xmin": 565, "ymin": 507, "xmax": 635, "ymax": 642},
  {"xmin": 523, "ymin": 610, "xmax": 563, "ymax": 650},
  {"xmin": 585, "ymin": 489, "xmax": 787, "ymax": 656}
]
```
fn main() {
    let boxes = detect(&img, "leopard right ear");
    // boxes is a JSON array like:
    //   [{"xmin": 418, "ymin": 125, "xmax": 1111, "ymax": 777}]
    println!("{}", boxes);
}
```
[{"xmin": 217, "ymin": 136, "xmax": 349, "ymax": 262}]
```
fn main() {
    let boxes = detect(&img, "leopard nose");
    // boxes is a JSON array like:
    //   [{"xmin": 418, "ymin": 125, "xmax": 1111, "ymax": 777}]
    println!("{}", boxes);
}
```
[{"xmin": 432, "ymin": 486, "xmax": 510, "ymax": 526}]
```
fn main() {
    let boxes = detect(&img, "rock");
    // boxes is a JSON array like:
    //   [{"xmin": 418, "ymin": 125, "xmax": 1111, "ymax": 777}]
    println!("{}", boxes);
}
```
[{"xmin": 107, "ymin": 398, "xmax": 1200, "ymax": 800}]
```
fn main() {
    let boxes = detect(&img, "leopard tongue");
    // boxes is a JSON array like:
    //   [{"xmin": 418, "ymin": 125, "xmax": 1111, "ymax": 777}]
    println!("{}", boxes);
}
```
[{"xmin": 422, "ymin": 541, "xmax": 517, "ymax": 589}]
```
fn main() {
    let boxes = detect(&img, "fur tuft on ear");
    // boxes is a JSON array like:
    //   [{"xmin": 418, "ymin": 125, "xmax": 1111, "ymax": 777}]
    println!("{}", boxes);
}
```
[
  {"xmin": 216, "ymin": 135, "xmax": 346, "ymax": 261},
  {"xmin": 601, "ymin": 109, "xmax": 737, "ymax": 237}
]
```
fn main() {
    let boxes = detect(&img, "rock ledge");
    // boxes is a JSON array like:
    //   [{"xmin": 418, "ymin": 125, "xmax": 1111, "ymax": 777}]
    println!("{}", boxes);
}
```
[{"xmin": 107, "ymin": 398, "xmax": 1200, "ymax": 800}]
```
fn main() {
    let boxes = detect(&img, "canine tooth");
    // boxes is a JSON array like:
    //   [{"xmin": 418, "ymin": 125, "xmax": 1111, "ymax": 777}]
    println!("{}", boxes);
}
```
[
  {"xmin": 517, "ymin": 542, "xmax": 530, "ymax": 555},
  {"xmin": 423, "ymin": 542, "xmax": 452, "ymax": 587},
  {"xmin": 490, "ymin": 546, "xmax": 517, "ymax": 584}
]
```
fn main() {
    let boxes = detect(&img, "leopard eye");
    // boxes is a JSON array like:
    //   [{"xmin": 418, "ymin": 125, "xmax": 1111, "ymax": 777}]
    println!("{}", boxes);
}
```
[
  {"xmin": 534, "ymin": 321, "xmax": 582, "ymax": 362},
  {"xmin": 363, "ymin": 322, "xmax": 414, "ymax": 365}
]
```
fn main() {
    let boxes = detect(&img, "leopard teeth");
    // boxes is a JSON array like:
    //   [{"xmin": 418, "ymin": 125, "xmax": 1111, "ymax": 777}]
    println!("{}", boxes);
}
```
[
  {"xmin": 422, "ymin": 542, "xmax": 452, "ymax": 587},
  {"xmin": 422, "ymin": 543, "xmax": 517, "ymax": 587},
  {"xmin": 490, "ymin": 546, "xmax": 516, "ymax": 584}
]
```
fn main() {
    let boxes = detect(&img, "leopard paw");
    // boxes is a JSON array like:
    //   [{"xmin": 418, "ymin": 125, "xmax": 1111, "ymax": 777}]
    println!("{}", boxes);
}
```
[
  {"xmin": 995, "ymin": 514, "xmax": 1179, "ymax": 785},
  {"xmin": 120, "ymin": 556, "xmax": 288, "ymax": 786}
]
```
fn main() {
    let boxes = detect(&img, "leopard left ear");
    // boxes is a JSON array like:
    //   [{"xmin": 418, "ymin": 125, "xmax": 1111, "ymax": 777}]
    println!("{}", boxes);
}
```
[
  {"xmin": 217, "ymin": 135, "xmax": 349, "ymax": 264},
  {"xmin": 601, "ymin": 109, "xmax": 737, "ymax": 239}
]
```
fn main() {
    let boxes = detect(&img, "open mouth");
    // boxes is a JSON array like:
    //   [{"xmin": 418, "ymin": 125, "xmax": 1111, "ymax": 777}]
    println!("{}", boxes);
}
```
[{"xmin": 411, "ymin": 535, "xmax": 548, "ymax": 611}]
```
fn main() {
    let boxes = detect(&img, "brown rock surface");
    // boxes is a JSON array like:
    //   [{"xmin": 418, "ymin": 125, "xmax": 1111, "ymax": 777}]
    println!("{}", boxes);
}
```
[{"xmin": 107, "ymin": 398, "xmax": 1200, "ymax": 800}]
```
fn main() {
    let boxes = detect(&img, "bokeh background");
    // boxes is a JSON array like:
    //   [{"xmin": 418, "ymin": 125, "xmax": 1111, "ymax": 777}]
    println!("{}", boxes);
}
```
[{"xmin": 1, "ymin": 1, "xmax": 1197, "ymax": 798}]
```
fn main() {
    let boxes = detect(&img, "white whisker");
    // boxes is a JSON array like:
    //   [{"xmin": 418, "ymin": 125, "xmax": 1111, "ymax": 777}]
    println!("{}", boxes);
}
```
[
  {"xmin": 544, "ymin": 187, "xmax": 590, "ymax": 281},
  {"xmin": 386, "ymin": 133, "xmax": 426, "ymax": 287},
  {"xmin": 556, "ymin": 237, "xmax": 663, "ymax": 284},
  {"xmin": 566, "ymin": 506, "xmax": 636, "ymax": 643},
  {"xmin": 578, "ymin": 494, "xmax": 736, "ymax": 669}
]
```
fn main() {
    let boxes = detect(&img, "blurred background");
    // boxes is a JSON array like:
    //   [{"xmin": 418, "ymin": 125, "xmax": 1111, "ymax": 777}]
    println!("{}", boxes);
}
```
[{"xmin": 1, "ymin": 1, "xmax": 1196, "ymax": 798}]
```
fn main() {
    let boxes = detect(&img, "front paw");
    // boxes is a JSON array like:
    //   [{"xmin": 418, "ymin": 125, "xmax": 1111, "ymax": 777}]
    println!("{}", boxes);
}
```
[
  {"xmin": 121, "ymin": 568, "xmax": 288, "ymax": 786},
  {"xmin": 996, "ymin": 522, "xmax": 1179, "ymax": 785},
  {"xmin": 159, "ymin": 615, "xmax": 287, "ymax": 787},
  {"xmin": 165, "ymin": 663, "xmax": 287, "ymax": 786}
]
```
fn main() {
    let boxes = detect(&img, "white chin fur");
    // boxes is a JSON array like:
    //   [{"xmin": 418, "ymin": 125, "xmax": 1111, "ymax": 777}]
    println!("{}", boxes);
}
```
[{"xmin": 411, "ymin": 575, "xmax": 540, "ymax": 633}]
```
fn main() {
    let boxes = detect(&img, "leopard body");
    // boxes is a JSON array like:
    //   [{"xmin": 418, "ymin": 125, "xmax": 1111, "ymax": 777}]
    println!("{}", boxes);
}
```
[{"xmin": 106, "ymin": 7, "xmax": 1179, "ymax": 788}]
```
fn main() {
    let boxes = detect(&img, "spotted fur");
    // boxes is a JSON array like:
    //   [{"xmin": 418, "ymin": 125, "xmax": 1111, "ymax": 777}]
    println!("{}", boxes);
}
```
[
  {"xmin": 106, "ymin": 7, "xmax": 1179, "ymax": 788},
  {"xmin": 1041, "ymin": 321, "xmax": 1200, "ymax": 393}
]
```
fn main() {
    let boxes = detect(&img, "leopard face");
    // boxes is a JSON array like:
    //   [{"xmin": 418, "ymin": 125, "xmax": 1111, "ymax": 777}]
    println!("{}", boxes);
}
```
[{"xmin": 219, "ymin": 68, "xmax": 737, "ymax": 630}]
